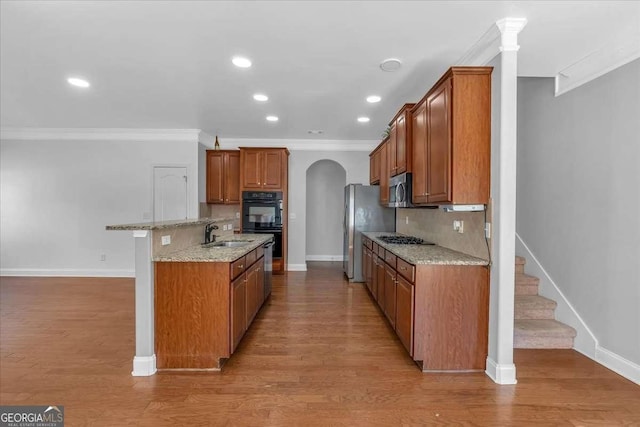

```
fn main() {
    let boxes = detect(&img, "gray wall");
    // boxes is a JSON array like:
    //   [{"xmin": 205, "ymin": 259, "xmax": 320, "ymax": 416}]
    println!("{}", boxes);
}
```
[
  {"xmin": 305, "ymin": 160, "xmax": 346, "ymax": 260},
  {"xmin": 517, "ymin": 59, "xmax": 640, "ymax": 365}
]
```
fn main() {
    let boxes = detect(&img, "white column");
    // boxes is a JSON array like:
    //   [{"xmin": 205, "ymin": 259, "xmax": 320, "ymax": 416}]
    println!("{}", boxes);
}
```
[
  {"xmin": 131, "ymin": 230, "xmax": 156, "ymax": 376},
  {"xmin": 485, "ymin": 17, "xmax": 527, "ymax": 385}
]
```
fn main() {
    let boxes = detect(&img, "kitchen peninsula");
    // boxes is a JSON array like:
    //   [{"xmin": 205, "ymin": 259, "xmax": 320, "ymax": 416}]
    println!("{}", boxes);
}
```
[{"xmin": 106, "ymin": 217, "xmax": 272, "ymax": 375}]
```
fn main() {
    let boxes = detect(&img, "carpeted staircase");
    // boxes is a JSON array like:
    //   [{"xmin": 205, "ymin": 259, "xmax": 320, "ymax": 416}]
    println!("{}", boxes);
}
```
[{"xmin": 514, "ymin": 256, "xmax": 576, "ymax": 348}]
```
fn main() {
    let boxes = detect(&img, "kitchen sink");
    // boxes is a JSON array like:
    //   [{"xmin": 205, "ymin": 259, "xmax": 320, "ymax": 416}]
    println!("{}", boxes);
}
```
[{"xmin": 201, "ymin": 240, "xmax": 252, "ymax": 248}]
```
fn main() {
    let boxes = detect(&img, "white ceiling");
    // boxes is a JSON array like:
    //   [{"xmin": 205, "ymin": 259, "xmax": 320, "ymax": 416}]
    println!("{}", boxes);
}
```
[{"xmin": 1, "ymin": 1, "xmax": 638, "ymax": 141}]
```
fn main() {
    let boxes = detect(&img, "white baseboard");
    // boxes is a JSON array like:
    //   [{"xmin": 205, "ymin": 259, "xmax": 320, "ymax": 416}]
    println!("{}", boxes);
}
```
[
  {"xmin": 515, "ymin": 234, "xmax": 598, "ymax": 358},
  {"xmin": 485, "ymin": 357, "xmax": 517, "ymax": 384},
  {"xmin": 287, "ymin": 264, "xmax": 307, "ymax": 271},
  {"xmin": 132, "ymin": 355, "xmax": 157, "ymax": 376},
  {"xmin": 596, "ymin": 346, "xmax": 640, "ymax": 385},
  {"xmin": 305, "ymin": 255, "xmax": 343, "ymax": 261},
  {"xmin": 0, "ymin": 268, "xmax": 135, "ymax": 278}
]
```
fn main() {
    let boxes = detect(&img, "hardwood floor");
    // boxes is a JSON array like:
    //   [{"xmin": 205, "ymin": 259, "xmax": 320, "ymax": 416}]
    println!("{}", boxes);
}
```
[{"xmin": 1, "ymin": 263, "xmax": 638, "ymax": 426}]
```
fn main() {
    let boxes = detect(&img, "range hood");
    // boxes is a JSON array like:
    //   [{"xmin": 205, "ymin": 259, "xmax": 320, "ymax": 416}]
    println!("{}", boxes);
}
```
[{"xmin": 441, "ymin": 204, "xmax": 485, "ymax": 212}]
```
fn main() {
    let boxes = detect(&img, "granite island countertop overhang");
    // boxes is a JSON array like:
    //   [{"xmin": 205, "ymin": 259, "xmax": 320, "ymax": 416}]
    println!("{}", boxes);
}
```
[
  {"xmin": 362, "ymin": 231, "xmax": 489, "ymax": 266},
  {"xmin": 153, "ymin": 234, "xmax": 273, "ymax": 263},
  {"xmin": 106, "ymin": 217, "xmax": 235, "ymax": 231}
]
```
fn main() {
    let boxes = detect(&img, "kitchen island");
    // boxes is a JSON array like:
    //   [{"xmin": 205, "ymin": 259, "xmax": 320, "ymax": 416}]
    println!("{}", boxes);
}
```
[
  {"xmin": 153, "ymin": 234, "xmax": 273, "ymax": 370},
  {"xmin": 362, "ymin": 232, "xmax": 489, "ymax": 372}
]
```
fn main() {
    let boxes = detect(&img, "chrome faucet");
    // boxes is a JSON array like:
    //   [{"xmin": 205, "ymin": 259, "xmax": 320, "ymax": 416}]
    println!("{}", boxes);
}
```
[{"xmin": 204, "ymin": 223, "xmax": 219, "ymax": 244}]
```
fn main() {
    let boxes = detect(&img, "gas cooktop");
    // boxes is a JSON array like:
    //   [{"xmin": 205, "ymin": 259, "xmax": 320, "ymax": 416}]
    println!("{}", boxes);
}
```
[{"xmin": 377, "ymin": 235, "xmax": 434, "ymax": 245}]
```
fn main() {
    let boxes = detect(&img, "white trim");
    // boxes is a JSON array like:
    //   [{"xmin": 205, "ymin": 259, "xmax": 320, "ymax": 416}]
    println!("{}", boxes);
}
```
[
  {"xmin": 555, "ymin": 26, "xmax": 640, "ymax": 96},
  {"xmin": 132, "ymin": 355, "xmax": 157, "ymax": 377},
  {"xmin": 305, "ymin": 255, "xmax": 343, "ymax": 261},
  {"xmin": 287, "ymin": 263, "xmax": 308, "ymax": 271},
  {"xmin": 485, "ymin": 357, "xmax": 517, "ymax": 385},
  {"xmin": 199, "ymin": 137, "xmax": 378, "ymax": 152},
  {"xmin": 515, "ymin": 233, "xmax": 598, "ymax": 358},
  {"xmin": 456, "ymin": 18, "xmax": 527, "ymax": 66},
  {"xmin": 0, "ymin": 128, "xmax": 201, "ymax": 142},
  {"xmin": 596, "ymin": 346, "xmax": 640, "ymax": 385},
  {"xmin": 0, "ymin": 268, "xmax": 135, "ymax": 278}
]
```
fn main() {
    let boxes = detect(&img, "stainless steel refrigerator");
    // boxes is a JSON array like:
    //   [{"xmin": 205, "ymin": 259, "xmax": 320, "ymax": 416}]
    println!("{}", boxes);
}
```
[{"xmin": 343, "ymin": 184, "xmax": 395, "ymax": 282}]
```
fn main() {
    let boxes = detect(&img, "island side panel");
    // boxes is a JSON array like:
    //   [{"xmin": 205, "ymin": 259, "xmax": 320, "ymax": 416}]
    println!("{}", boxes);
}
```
[
  {"xmin": 414, "ymin": 265, "xmax": 489, "ymax": 371},
  {"xmin": 155, "ymin": 262, "xmax": 231, "ymax": 369}
]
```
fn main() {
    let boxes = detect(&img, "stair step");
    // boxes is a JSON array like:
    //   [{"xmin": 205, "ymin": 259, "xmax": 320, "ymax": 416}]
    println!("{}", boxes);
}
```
[
  {"xmin": 514, "ymin": 319, "xmax": 576, "ymax": 349},
  {"xmin": 515, "ymin": 256, "xmax": 526, "ymax": 274},
  {"xmin": 515, "ymin": 274, "xmax": 539, "ymax": 295},
  {"xmin": 515, "ymin": 295, "xmax": 557, "ymax": 319}
]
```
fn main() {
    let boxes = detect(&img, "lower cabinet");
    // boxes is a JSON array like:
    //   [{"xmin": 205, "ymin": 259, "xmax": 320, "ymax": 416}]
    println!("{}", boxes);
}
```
[
  {"xmin": 362, "ymin": 237, "xmax": 489, "ymax": 371},
  {"xmin": 155, "ymin": 247, "xmax": 266, "ymax": 370}
]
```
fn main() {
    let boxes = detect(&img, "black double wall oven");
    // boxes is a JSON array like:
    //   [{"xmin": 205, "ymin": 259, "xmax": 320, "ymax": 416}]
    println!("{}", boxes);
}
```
[{"xmin": 242, "ymin": 191, "xmax": 283, "ymax": 259}]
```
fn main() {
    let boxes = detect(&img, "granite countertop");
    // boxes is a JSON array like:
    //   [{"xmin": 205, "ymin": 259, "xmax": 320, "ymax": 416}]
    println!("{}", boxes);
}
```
[
  {"xmin": 106, "ymin": 217, "xmax": 235, "ymax": 231},
  {"xmin": 362, "ymin": 232, "xmax": 489, "ymax": 266},
  {"xmin": 153, "ymin": 234, "xmax": 273, "ymax": 262}
]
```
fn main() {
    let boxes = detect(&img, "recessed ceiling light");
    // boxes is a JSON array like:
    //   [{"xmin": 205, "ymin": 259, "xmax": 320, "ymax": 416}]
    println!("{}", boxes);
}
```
[
  {"xmin": 253, "ymin": 93, "xmax": 268, "ymax": 102},
  {"xmin": 308, "ymin": 130, "xmax": 324, "ymax": 135},
  {"xmin": 67, "ymin": 77, "xmax": 90, "ymax": 88},
  {"xmin": 380, "ymin": 58, "xmax": 402, "ymax": 72},
  {"xmin": 357, "ymin": 117, "xmax": 370, "ymax": 123},
  {"xmin": 266, "ymin": 115, "xmax": 279, "ymax": 122},
  {"xmin": 366, "ymin": 95, "xmax": 381, "ymax": 103},
  {"xmin": 232, "ymin": 56, "xmax": 252, "ymax": 68}
]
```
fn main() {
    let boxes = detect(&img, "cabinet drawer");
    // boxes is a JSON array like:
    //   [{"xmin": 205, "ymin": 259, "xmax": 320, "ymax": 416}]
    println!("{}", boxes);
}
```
[
  {"xmin": 231, "ymin": 256, "xmax": 247, "ymax": 279},
  {"xmin": 254, "ymin": 245, "xmax": 264, "ymax": 261},
  {"xmin": 245, "ymin": 248, "xmax": 258, "ymax": 267},
  {"xmin": 372, "ymin": 242, "xmax": 378, "ymax": 253},
  {"xmin": 396, "ymin": 258, "xmax": 415, "ymax": 283},
  {"xmin": 363, "ymin": 237, "xmax": 372, "ymax": 249},
  {"xmin": 384, "ymin": 251, "xmax": 397, "ymax": 268},
  {"xmin": 377, "ymin": 245, "xmax": 385, "ymax": 258}
]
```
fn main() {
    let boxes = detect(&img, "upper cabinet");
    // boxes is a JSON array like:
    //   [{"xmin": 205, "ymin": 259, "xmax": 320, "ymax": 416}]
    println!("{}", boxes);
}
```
[
  {"xmin": 389, "ymin": 104, "xmax": 415, "ymax": 177},
  {"xmin": 369, "ymin": 143, "xmax": 382, "ymax": 184},
  {"xmin": 206, "ymin": 150, "xmax": 240, "ymax": 204},
  {"xmin": 379, "ymin": 138, "xmax": 391, "ymax": 206},
  {"xmin": 239, "ymin": 148, "xmax": 289, "ymax": 191},
  {"xmin": 411, "ymin": 67, "xmax": 492, "ymax": 206}
]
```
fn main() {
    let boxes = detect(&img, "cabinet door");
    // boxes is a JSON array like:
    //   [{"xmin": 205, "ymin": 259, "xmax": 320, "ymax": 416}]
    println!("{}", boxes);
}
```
[
  {"xmin": 245, "ymin": 264, "xmax": 259, "ymax": 325},
  {"xmin": 206, "ymin": 151, "xmax": 225, "ymax": 203},
  {"xmin": 256, "ymin": 262, "xmax": 264, "ymax": 310},
  {"xmin": 262, "ymin": 151, "xmax": 283, "ymax": 189},
  {"xmin": 384, "ymin": 263, "xmax": 397, "ymax": 328},
  {"xmin": 396, "ymin": 114, "xmax": 408, "ymax": 174},
  {"xmin": 242, "ymin": 151, "xmax": 262, "ymax": 189},
  {"xmin": 427, "ymin": 78, "xmax": 452, "ymax": 203},
  {"xmin": 396, "ymin": 274, "xmax": 414, "ymax": 356},
  {"xmin": 379, "ymin": 141, "xmax": 390, "ymax": 205},
  {"xmin": 375, "ymin": 255, "xmax": 385, "ymax": 304},
  {"xmin": 411, "ymin": 102, "xmax": 428, "ymax": 204},
  {"xmin": 231, "ymin": 275, "xmax": 246, "ymax": 353},
  {"xmin": 225, "ymin": 151, "xmax": 241, "ymax": 203},
  {"xmin": 388, "ymin": 124, "xmax": 397, "ymax": 177}
]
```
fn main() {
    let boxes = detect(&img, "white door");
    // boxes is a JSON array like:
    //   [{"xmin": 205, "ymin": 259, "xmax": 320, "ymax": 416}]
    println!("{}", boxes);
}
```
[{"xmin": 153, "ymin": 167, "xmax": 188, "ymax": 221}]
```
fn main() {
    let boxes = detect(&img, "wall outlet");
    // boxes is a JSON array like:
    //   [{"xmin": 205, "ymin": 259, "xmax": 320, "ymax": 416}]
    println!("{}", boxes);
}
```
[
  {"xmin": 405, "ymin": 216, "xmax": 409, "ymax": 225},
  {"xmin": 453, "ymin": 220, "xmax": 464, "ymax": 234},
  {"xmin": 161, "ymin": 235, "xmax": 171, "ymax": 245},
  {"xmin": 485, "ymin": 222, "xmax": 491, "ymax": 238},
  {"xmin": 222, "ymin": 224, "xmax": 228, "ymax": 231},
  {"xmin": 100, "ymin": 254, "xmax": 106, "ymax": 262},
  {"xmin": 290, "ymin": 213, "xmax": 296, "ymax": 220},
  {"xmin": 235, "ymin": 212, "xmax": 240, "ymax": 219}
]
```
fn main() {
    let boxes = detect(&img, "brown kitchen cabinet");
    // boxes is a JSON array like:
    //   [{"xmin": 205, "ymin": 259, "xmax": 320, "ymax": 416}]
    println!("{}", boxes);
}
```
[
  {"xmin": 411, "ymin": 67, "xmax": 492, "ymax": 206},
  {"xmin": 239, "ymin": 148, "xmax": 289, "ymax": 191},
  {"xmin": 206, "ymin": 150, "xmax": 240, "ymax": 204},
  {"xmin": 389, "ymin": 104, "xmax": 415, "ymax": 177},
  {"xmin": 369, "ymin": 146, "xmax": 381, "ymax": 185},
  {"xmin": 379, "ymin": 139, "xmax": 390, "ymax": 206},
  {"xmin": 155, "ymin": 246, "xmax": 266, "ymax": 370},
  {"xmin": 361, "ymin": 237, "xmax": 489, "ymax": 371}
]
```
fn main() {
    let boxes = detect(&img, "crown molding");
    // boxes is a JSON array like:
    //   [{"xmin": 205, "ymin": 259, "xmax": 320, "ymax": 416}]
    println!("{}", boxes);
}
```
[
  {"xmin": 555, "ymin": 25, "xmax": 640, "ymax": 96},
  {"xmin": 0, "ymin": 128, "xmax": 202, "ymax": 142},
  {"xmin": 457, "ymin": 17, "xmax": 527, "ymax": 66},
  {"xmin": 199, "ymin": 138, "xmax": 378, "ymax": 152}
]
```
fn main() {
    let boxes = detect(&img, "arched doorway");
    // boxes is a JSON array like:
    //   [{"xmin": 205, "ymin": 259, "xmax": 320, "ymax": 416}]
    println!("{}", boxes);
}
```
[{"xmin": 305, "ymin": 160, "xmax": 347, "ymax": 262}]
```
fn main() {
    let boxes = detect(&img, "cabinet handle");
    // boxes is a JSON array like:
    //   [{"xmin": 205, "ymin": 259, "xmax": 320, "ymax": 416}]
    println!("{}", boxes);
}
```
[
  {"xmin": 239, "ymin": 264, "xmax": 244, "ymax": 269},
  {"xmin": 400, "ymin": 267, "xmax": 406, "ymax": 271}
]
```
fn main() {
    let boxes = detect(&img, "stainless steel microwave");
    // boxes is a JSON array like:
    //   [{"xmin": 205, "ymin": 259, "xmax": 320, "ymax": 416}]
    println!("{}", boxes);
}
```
[{"xmin": 388, "ymin": 172, "xmax": 412, "ymax": 208}]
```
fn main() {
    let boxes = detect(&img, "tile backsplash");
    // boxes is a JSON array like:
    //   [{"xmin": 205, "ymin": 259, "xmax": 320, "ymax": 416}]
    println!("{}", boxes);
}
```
[
  {"xmin": 200, "ymin": 203, "xmax": 241, "ymax": 230},
  {"xmin": 396, "ymin": 208, "xmax": 490, "ymax": 260}
]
